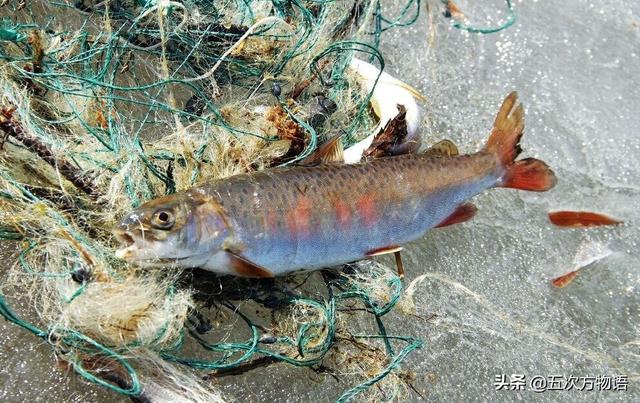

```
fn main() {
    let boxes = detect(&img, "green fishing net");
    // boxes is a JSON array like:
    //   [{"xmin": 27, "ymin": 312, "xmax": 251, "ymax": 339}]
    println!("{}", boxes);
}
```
[{"xmin": 0, "ymin": 0, "xmax": 514, "ymax": 401}]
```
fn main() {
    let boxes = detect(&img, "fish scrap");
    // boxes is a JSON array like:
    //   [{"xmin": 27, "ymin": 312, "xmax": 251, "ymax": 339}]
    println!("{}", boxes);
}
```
[{"xmin": 548, "ymin": 211, "xmax": 622, "ymax": 227}]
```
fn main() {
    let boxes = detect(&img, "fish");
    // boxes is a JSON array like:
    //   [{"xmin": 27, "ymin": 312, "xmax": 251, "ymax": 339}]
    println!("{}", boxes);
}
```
[{"xmin": 114, "ymin": 92, "xmax": 556, "ymax": 278}]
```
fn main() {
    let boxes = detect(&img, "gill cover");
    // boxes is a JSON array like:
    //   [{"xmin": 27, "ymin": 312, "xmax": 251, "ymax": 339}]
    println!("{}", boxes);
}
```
[{"xmin": 115, "ymin": 191, "xmax": 231, "ymax": 266}]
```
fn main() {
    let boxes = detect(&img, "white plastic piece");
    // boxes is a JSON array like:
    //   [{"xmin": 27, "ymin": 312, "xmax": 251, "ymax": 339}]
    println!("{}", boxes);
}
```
[{"xmin": 344, "ymin": 58, "xmax": 424, "ymax": 163}]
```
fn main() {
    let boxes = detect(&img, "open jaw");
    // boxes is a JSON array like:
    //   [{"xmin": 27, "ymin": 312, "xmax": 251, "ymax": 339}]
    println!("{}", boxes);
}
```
[
  {"xmin": 114, "ymin": 229, "xmax": 154, "ymax": 262},
  {"xmin": 115, "ymin": 231, "xmax": 135, "ymax": 247},
  {"xmin": 113, "ymin": 230, "xmax": 195, "ymax": 267},
  {"xmin": 114, "ymin": 234, "xmax": 139, "ymax": 261},
  {"xmin": 114, "ymin": 229, "xmax": 139, "ymax": 260}
]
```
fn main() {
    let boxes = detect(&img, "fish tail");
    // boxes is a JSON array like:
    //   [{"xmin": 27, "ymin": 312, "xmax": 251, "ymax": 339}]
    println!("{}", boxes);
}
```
[{"xmin": 484, "ymin": 92, "xmax": 556, "ymax": 192}]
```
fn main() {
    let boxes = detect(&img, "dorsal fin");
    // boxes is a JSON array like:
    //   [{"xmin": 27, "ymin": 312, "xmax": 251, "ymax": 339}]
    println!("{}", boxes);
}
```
[
  {"xmin": 423, "ymin": 139, "xmax": 459, "ymax": 157},
  {"xmin": 299, "ymin": 135, "xmax": 344, "ymax": 164}
]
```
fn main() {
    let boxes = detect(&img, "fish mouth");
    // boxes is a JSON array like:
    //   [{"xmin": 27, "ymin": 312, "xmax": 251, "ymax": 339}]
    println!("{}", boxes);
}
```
[
  {"xmin": 114, "ymin": 244, "xmax": 136, "ymax": 261},
  {"xmin": 113, "ymin": 229, "xmax": 193, "ymax": 266},
  {"xmin": 117, "ymin": 251, "xmax": 192, "ymax": 267},
  {"xmin": 115, "ymin": 231, "xmax": 135, "ymax": 248},
  {"xmin": 113, "ymin": 229, "xmax": 140, "ymax": 261}
]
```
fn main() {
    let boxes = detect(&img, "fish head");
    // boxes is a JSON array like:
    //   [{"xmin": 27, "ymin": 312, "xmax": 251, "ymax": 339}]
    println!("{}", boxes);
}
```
[{"xmin": 114, "ymin": 191, "xmax": 230, "ymax": 268}]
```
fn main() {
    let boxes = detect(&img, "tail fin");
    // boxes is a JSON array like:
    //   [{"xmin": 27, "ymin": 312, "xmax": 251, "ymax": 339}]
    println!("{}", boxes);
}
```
[{"xmin": 485, "ymin": 92, "xmax": 556, "ymax": 192}]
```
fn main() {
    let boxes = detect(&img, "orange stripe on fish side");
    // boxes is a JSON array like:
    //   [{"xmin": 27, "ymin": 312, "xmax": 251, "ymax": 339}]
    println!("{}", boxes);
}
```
[
  {"xmin": 334, "ymin": 199, "xmax": 351, "ymax": 230},
  {"xmin": 266, "ymin": 209, "xmax": 278, "ymax": 230},
  {"xmin": 286, "ymin": 195, "xmax": 313, "ymax": 237},
  {"xmin": 356, "ymin": 195, "xmax": 377, "ymax": 227}
]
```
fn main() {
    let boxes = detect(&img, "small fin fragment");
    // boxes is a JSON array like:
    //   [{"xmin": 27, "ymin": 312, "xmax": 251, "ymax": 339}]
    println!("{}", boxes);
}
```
[
  {"xmin": 500, "ymin": 158, "xmax": 556, "ymax": 192},
  {"xmin": 435, "ymin": 203, "xmax": 477, "ymax": 228},
  {"xmin": 551, "ymin": 269, "xmax": 580, "ymax": 288},
  {"xmin": 366, "ymin": 245, "xmax": 403, "ymax": 257},
  {"xmin": 548, "ymin": 211, "xmax": 622, "ymax": 227},
  {"xmin": 226, "ymin": 251, "xmax": 274, "ymax": 278},
  {"xmin": 301, "ymin": 135, "xmax": 344, "ymax": 164},
  {"xmin": 423, "ymin": 139, "xmax": 459, "ymax": 157}
]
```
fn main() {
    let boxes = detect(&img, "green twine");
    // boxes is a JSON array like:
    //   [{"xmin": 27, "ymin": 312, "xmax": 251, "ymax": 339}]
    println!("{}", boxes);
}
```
[
  {"xmin": 0, "ymin": 19, "xmax": 37, "ymax": 42},
  {"xmin": 63, "ymin": 329, "xmax": 142, "ymax": 396},
  {"xmin": 159, "ymin": 267, "xmax": 417, "ymax": 402},
  {"xmin": 0, "ymin": 293, "xmax": 141, "ymax": 396},
  {"xmin": 309, "ymin": 40, "xmax": 384, "ymax": 146},
  {"xmin": 336, "ymin": 336, "xmax": 423, "ymax": 402},
  {"xmin": 443, "ymin": 0, "xmax": 516, "ymax": 34},
  {"xmin": 0, "ymin": 292, "xmax": 48, "ymax": 338},
  {"xmin": 0, "ymin": 228, "xmax": 23, "ymax": 240},
  {"xmin": 0, "ymin": 28, "xmax": 21, "ymax": 42},
  {"xmin": 0, "ymin": 0, "xmax": 425, "ymax": 401}
]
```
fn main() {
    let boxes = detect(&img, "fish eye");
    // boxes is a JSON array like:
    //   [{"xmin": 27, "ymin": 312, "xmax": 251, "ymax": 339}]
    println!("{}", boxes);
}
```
[{"xmin": 152, "ymin": 209, "xmax": 174, "ymax": 229}]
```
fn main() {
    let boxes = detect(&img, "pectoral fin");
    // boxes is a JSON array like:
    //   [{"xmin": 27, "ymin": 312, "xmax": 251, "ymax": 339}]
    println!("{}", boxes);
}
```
[
  {"xmin": 435, "ymin": 203, "xmax": 477, "ymax": 228},
  {"xmin": 225, "ymin": 251, "xmax": 274, "ymax": 278}
]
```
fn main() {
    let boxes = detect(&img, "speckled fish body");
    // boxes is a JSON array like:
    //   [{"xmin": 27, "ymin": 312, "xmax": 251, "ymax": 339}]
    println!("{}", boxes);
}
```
[
  {"xmin": 202, "ymin": 153, "xmax": 499, "ymax": 275},
  {"xmin": 114, "ymin": 92, "xmax": 556, "ymax": 277}
]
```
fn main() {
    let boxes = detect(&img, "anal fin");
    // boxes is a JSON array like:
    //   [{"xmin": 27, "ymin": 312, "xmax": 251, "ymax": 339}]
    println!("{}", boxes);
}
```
[
  {"xmin": 225, "ymin": 251, "xmax": 274, "ymax": 278},
  {"xmin": 435, "ymin": 203, "xmax": 477, "ymax": 228}
]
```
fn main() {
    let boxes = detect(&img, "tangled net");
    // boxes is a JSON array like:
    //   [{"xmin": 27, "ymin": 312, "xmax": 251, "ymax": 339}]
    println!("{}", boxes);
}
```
[
  {"xmin": 0, "ymin": 0, "xmax": 516, "ymax": 401},
  {"xmin": 0, "ymin": 0, "xmax": 425, "ymax": 400}
]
